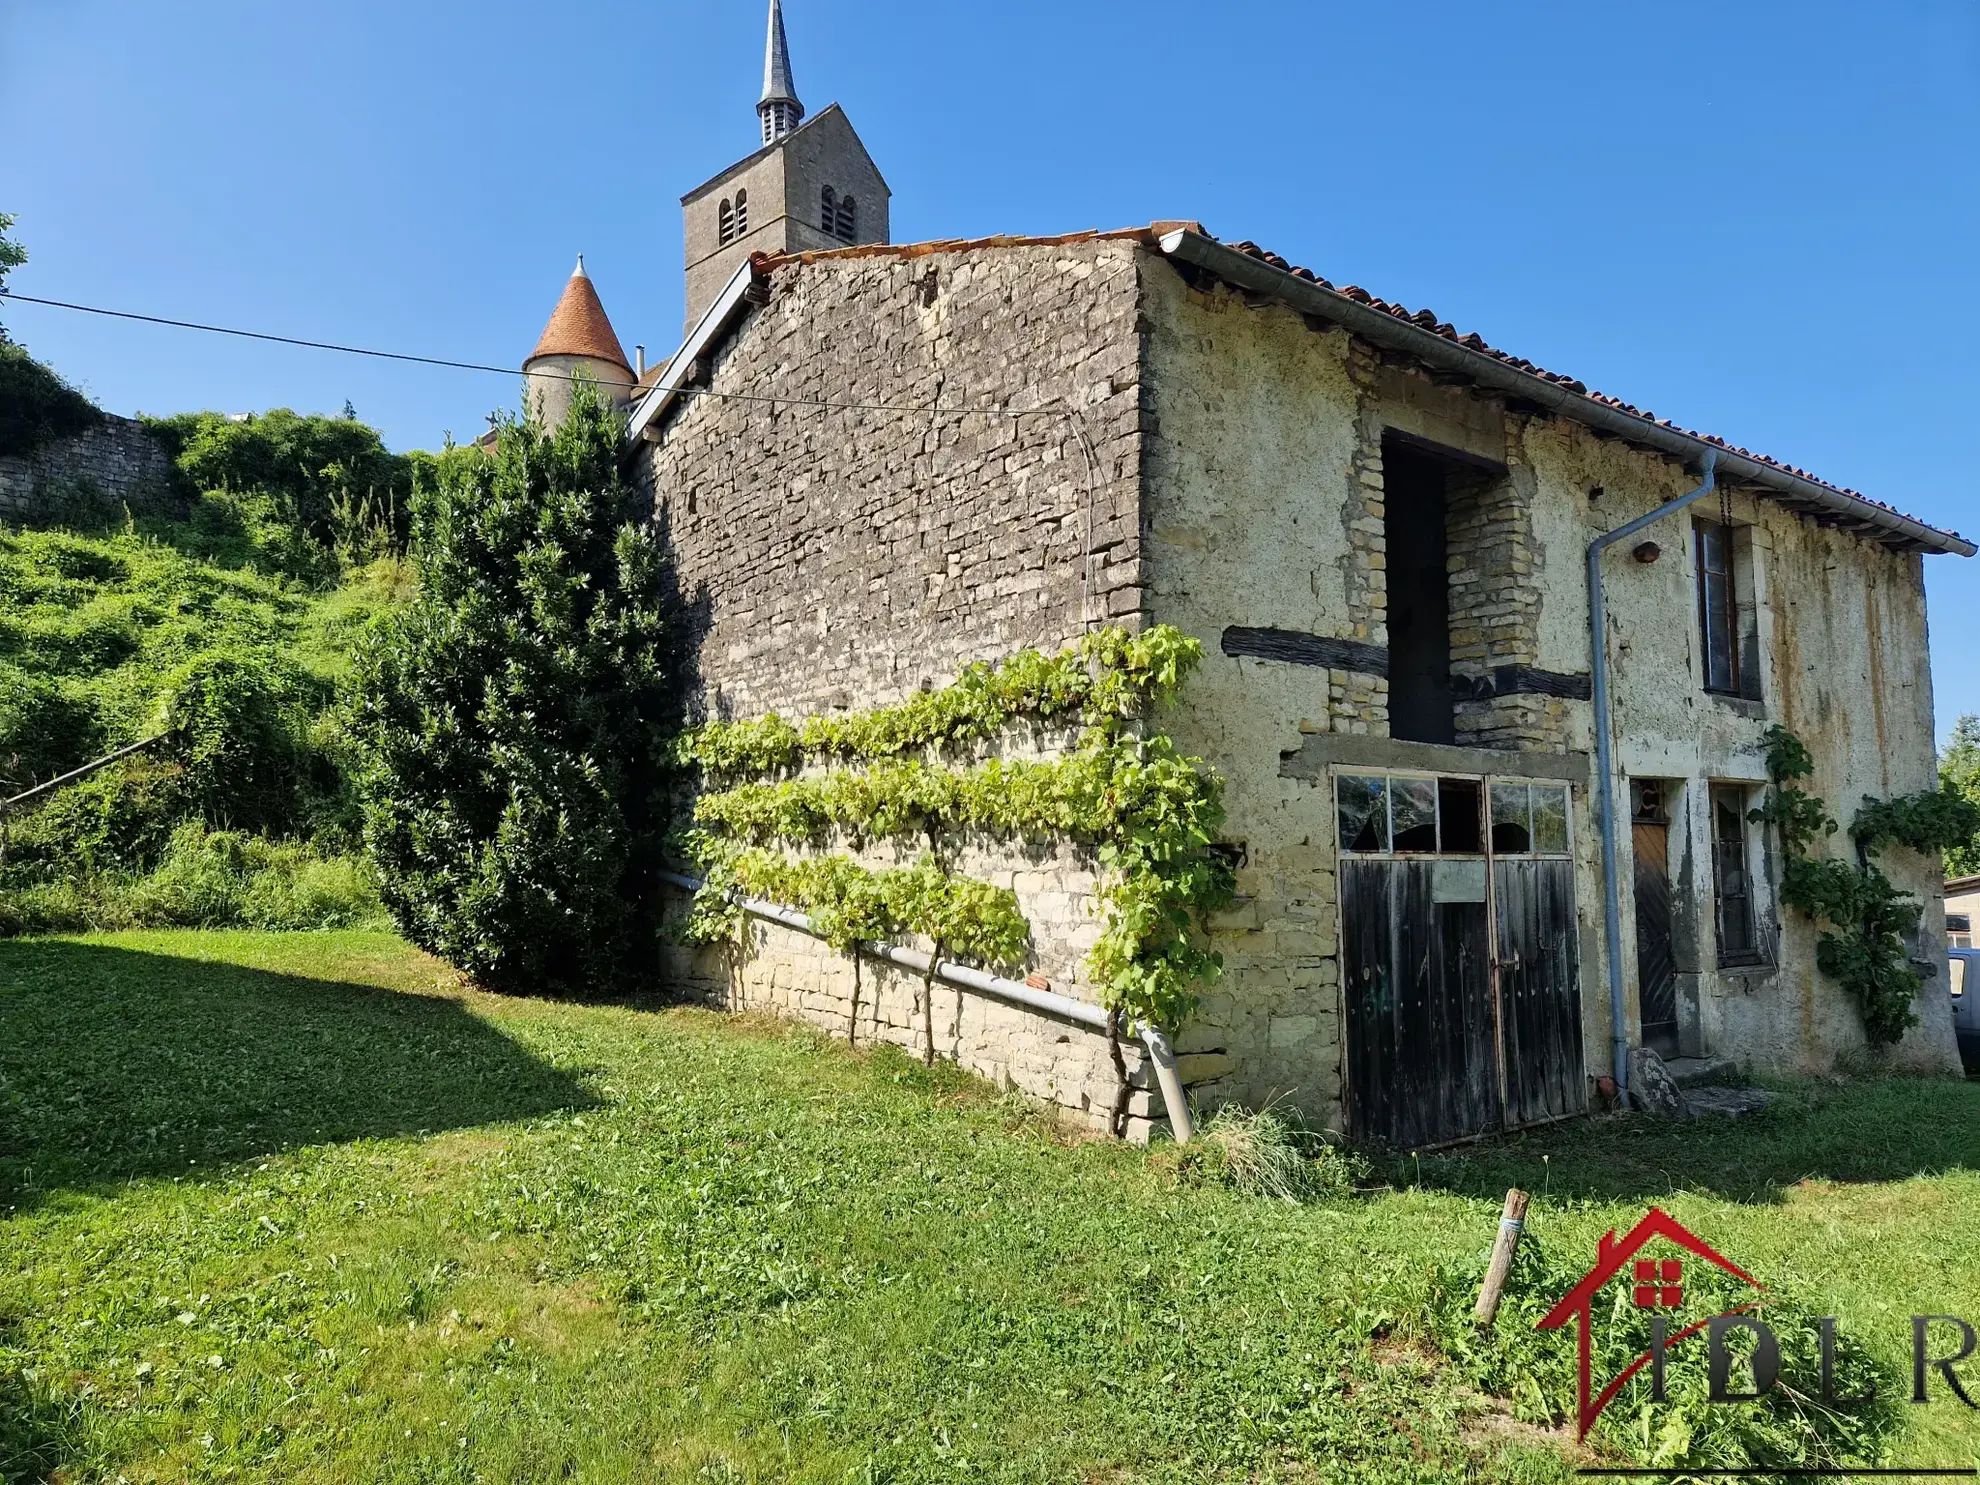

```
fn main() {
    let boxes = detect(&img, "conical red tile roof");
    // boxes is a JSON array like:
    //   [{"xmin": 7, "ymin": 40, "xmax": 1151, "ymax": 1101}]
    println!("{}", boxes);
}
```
[{"xmin": 527, "ymin": 257, "xmax": 631, "ymax": 372}]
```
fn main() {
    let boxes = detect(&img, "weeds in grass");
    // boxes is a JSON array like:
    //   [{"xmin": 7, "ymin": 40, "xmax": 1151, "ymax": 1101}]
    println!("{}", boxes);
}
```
[
  {"xmin": 0, "ymin": 822, "xmax": 383, "ymax": 935},
  {"xmin": 0, "ymin": 1364, "xmax": 82, "ymax": 1485},
  {"xmin": 1426, "ymin": 1232, "xmax": 1903, "ymax": 1473},
  {"xmin": 1171, "ymin": 1102, "xmax": 1370, "ymax": 1203}
]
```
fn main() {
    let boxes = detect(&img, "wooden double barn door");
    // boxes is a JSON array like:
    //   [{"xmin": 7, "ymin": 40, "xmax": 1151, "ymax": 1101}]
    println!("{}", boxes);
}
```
[{"xmin": 1337, "ymin": 771, "xmax": 1586, "ymax": 1149}]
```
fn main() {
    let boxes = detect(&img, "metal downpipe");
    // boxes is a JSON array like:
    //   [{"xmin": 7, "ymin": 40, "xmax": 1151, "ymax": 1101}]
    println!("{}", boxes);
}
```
[
  {"xmin": 1587, "ymin": 450, "xmax": 1716, "ymax": 1108},
  {"xmin": 658, "ymin": 870, "xmax": 1194, "ymax": 1142}
]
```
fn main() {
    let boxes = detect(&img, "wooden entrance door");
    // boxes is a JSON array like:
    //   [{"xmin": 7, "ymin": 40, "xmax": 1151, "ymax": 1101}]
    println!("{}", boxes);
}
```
[
  {"xmin": 1338, "ymin": 771, "xmax": 1586, "ymax": 1148},
  {"xmin": 1631, "ymin": 783, "xmax": 1679, "ymax": 1058}
]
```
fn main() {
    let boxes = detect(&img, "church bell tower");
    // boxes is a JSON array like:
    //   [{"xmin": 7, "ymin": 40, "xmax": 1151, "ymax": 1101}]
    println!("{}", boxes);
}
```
[{"xmin": 679, "ymin": 0, "xmax": 891, "ymax": 333}]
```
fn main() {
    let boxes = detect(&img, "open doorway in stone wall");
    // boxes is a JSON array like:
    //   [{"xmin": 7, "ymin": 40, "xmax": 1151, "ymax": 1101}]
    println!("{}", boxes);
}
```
[
  {"xmin": 1381, "ymin": 432, "xmax": 1507, "ymax": 747},
  {"xmin": 1381, "ymin": 436, "xmax": 1456, "ymax": 745}
]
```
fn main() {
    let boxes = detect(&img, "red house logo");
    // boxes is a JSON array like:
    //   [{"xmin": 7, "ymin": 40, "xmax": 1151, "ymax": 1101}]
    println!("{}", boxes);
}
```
[{"xmin": 1537, "ymin": 1207, "xmax": 1764, "ymax": 1439}]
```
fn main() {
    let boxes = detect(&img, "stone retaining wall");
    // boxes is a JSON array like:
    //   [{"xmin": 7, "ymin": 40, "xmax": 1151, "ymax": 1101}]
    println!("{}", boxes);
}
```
[{"xmin": 0, "ymin": 413, "xmax": 180, "ymax": 525}]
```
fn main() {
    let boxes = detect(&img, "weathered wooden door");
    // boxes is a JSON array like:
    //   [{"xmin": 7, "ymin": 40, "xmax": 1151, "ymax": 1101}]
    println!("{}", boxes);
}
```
[
  {"xmin": 1337, "ymin": 771, "xmax": 1586, "ymax": 1147},
  {"xmin": 1496, "ymin": 857, "xmax": 1586, "ymax": 1126},
  {"xmin": 1341, "ymin": 859, "xmax": 1497, "ymax": 1149},
  {"xmin": 1632, "ymin": 819, "xmax": 1679, "ymax": 1058}
]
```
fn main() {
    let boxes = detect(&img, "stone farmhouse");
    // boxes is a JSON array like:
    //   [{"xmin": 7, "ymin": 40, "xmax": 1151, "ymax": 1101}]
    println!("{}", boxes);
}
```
[{"xmin": 516, "ymin": 1, "xmax": 1974, "ymax": 1144}]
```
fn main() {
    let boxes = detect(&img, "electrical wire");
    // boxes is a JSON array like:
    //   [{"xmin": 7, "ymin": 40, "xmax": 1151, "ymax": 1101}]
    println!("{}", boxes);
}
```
[
  {"xmin": 0, "ymin": 286, "xmax": 1112, "ymax": 648},
  {"xmin": 0, "ymin": 289, "xmax": 1042, "ymax": 420}
]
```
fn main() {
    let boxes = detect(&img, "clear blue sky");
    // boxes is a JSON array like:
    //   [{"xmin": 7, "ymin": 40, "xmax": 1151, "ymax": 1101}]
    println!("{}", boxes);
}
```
[{"xmin": 4, "ymin": 1, "xmax": 1976, "ymax": 736}]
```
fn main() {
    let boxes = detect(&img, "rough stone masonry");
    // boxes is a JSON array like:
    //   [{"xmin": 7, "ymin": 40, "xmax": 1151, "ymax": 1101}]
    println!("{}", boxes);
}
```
[
  {"xmin": 0, "ymin": 414, "xmax": 180, "ymax": 525},
  {"xmin": 635, "ymin": 228, "xmax": 1966, "ymax": 1141}
]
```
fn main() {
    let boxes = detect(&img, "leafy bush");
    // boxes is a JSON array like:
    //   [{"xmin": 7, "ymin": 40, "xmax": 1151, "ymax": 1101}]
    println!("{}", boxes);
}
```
[
  {"xmin": 3, "ymin": 757, "xmax": 186, "ymax": 874},
  {"xmin": 1425, "ymin": 1230, "xmax": 1901, "ymax": 1472},
  {"xmin": 144, "ymin": 408, "xmax": 412, "ymax": 549},
  {"xmin": 0, "ymin": 664, "xmax": 100, "ymax": 783},
  {"xmin": 345, "ymin": 386, "xmax": 680, "ymax": 997},
  {"xmin": 0, "ymin": 213, "xmax": 104, "ymax": 459},
  {"xmin": 0, "ymin": 363, "xmax": 425, "ymax": 935},
  {"xmin": 156, "ymin": 486, "xmax": 342, "ymax": 586},
  {"xmin": 0, "ymin": 209, "xmax": 24, "ymax": 311},
  {"xmin": 0, "ymin": 341, "xmax": 102, "ymax": 459},
  {"xmin": 0, "ymin": 522, "xmax": 407, "ymax": 933},
  {"xmin": 157, "ymin": 650, "xmax": 316, "ymax": 835},
  {"xmin": 1940, "ymin": 715, "xmax": 1980, "ymax": 876}
]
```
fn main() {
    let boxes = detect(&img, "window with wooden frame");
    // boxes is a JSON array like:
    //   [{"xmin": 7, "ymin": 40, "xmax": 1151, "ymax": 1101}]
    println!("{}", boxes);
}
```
[
  {"xmin": 1695, "ymin": 518, "xmax": 1741, "ymax": 695},
  {"xmin": 733, "ymin": 188, "xmax": 748, "ymax": 235},
  {"xmin": 718, "ymin": 197, "xmax": 736, "ymax": 245},
  {"xmin": 1710, "ymin": 783, "xmax": 1762, "ymax": 965}
]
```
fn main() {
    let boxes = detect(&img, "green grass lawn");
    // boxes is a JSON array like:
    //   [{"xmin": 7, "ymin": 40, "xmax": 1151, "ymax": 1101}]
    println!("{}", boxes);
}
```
[{"xmin": 2, "ymin": 931, "xmax": 1976, "ymax": 1483}]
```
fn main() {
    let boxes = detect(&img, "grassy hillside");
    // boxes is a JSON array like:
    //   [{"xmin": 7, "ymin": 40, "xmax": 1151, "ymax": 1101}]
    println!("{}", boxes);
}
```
[
  {"xmin": 2, "ymin": 931, "xmax": 1975, "ymax": 1483},
  {"xmin": 0, "ymin": 408, "xmax": 430, "ymax": 935}
]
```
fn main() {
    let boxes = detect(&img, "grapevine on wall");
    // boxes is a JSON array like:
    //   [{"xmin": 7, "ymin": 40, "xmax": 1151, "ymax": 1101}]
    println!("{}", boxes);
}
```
[
  {"xmin": 677, "ymin": 625, "xmax": 1234, "ymax": 1034},
  {"xmin": 1753, "ymin": 724, "xmax": 1980, "ymax": 1047}
]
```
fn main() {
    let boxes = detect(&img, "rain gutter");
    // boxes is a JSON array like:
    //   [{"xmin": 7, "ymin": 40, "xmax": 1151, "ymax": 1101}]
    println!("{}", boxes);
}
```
[
  {"xmin": 1587, "ymin": 452, "xmax": 1718, "ymax": 1108},
  {"xmin": 1155, "ymin": 229, "xmax": 1972, "ymax": 557},
  {"xmin": 657, "ymin": 869, "xmax": 1194, "ymax": 1142}
]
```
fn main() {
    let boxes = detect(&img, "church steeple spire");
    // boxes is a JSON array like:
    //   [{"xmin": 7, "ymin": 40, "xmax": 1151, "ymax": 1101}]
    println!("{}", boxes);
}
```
[{"xmin": 757, "ymin": 0, "xmax": 803, "ymax": 143}]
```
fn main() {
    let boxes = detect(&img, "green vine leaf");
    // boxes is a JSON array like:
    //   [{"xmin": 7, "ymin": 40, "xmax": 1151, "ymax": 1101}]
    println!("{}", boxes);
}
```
[
  {"xmin": 678, "ymin": 625, "xmax": 1231, "ymax": 1031},
  {"xmin": 1757, "ymin": 725, "xmax": 1941, "ymax": 1048}
]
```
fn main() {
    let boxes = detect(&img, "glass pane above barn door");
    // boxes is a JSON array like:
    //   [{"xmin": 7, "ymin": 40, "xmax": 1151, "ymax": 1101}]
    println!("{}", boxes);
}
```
[{"xmin": 1336, "ymin": 774, "xmax": 1389, "ymax": 854}]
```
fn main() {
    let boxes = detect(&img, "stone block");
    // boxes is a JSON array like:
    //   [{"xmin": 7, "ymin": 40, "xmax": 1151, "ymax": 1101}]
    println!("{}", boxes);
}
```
[{"xmin": 1268, "ymin": 1014, "xmax": 1320, "ymax": 1050}]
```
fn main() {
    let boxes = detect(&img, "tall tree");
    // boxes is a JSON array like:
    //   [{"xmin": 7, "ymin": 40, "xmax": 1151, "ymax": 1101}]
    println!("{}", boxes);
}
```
[
  {"xmin": 0, "ymin": 211, "xmax": 25, "ymax": 341},
  {"xmin": 345, "ymin": 384, "xmax": 680, "ymax": 996},
  {"xmin": 1940, "ymin": 715, "xmax": 1980, "ymax": 877}
]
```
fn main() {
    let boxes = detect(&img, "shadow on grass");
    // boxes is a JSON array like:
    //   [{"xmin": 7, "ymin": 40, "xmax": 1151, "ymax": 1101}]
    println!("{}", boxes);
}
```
[
  {"xmin": 0, "ymin": 939, "xmax": 597, "ymax": 1211},
  {"xmin": 0, "ymin": 1362, "xmax": 79, "ymax": 1485},
  {"xmin": 1393, "ymin": 1077, "xmax": 1980, "ymax": 1204}
]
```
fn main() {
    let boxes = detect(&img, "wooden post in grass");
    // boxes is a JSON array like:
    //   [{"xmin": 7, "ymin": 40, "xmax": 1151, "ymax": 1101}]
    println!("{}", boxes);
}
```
[{"xmin": 1473, "ymin": 1188, "xmax": 1530, "ymax": 1327}]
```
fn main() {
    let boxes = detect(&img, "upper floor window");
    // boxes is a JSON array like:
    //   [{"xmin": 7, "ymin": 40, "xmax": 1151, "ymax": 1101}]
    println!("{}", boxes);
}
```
[
  {"xmin": 718, "ymin": 197, "xmax": 736, "ymax": 245},
  {"xmin": 820, "ymin": 185, "xmax": 836, "ymax": 233},
  {"xmin": 1695, "ymin": 518, "xmax": 1743, "ymax": 695},
  {"xmin": 733, "ymin": 188, "xmax": 748, "ymax": 235},
  {"xmin": 836, "ymin": 193, "xmax": 857, "ymax": 240}
]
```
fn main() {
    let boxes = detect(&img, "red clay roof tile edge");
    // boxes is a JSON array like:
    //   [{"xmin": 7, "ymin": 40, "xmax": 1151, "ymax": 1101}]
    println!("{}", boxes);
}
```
[{"xmin": 743, "ymin": 223, "xmax": 1967, "ymax": 554}]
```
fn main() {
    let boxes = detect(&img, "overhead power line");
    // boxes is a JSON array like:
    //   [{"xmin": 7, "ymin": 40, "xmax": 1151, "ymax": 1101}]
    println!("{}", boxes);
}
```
[{"xmin": 0, "ymin": 289, "xmax": 1042, "ymax": 420}]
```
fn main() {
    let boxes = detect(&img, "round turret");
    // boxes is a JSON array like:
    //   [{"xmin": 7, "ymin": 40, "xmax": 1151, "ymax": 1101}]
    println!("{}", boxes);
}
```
[{"xmin": 522, "ymin": 256, "xmax": 635, "ymax": 431}]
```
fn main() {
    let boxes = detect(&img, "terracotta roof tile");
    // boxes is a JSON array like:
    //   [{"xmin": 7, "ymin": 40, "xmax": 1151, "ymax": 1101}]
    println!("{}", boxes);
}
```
[
  {"xmin": 1210, "ymin": 236, "xmax": 1959, "ymax": 546},
  {"xmin": 528, "ymin": 261, "xmax": 631, "ymax": 372}
]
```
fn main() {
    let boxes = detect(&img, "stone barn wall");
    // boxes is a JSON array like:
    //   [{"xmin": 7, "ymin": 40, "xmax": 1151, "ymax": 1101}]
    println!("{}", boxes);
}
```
[
  {"xmin": 637, "ymin": 232, "xmax": 1960, "ymax": 1141},
  {"xmin": 637, "ymin": 239, "xmax": 1175, "ymax": 1135},
  {"xmin": 1135, "ymin": 250, "xmax": 1958, "ymax": 1130}
]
